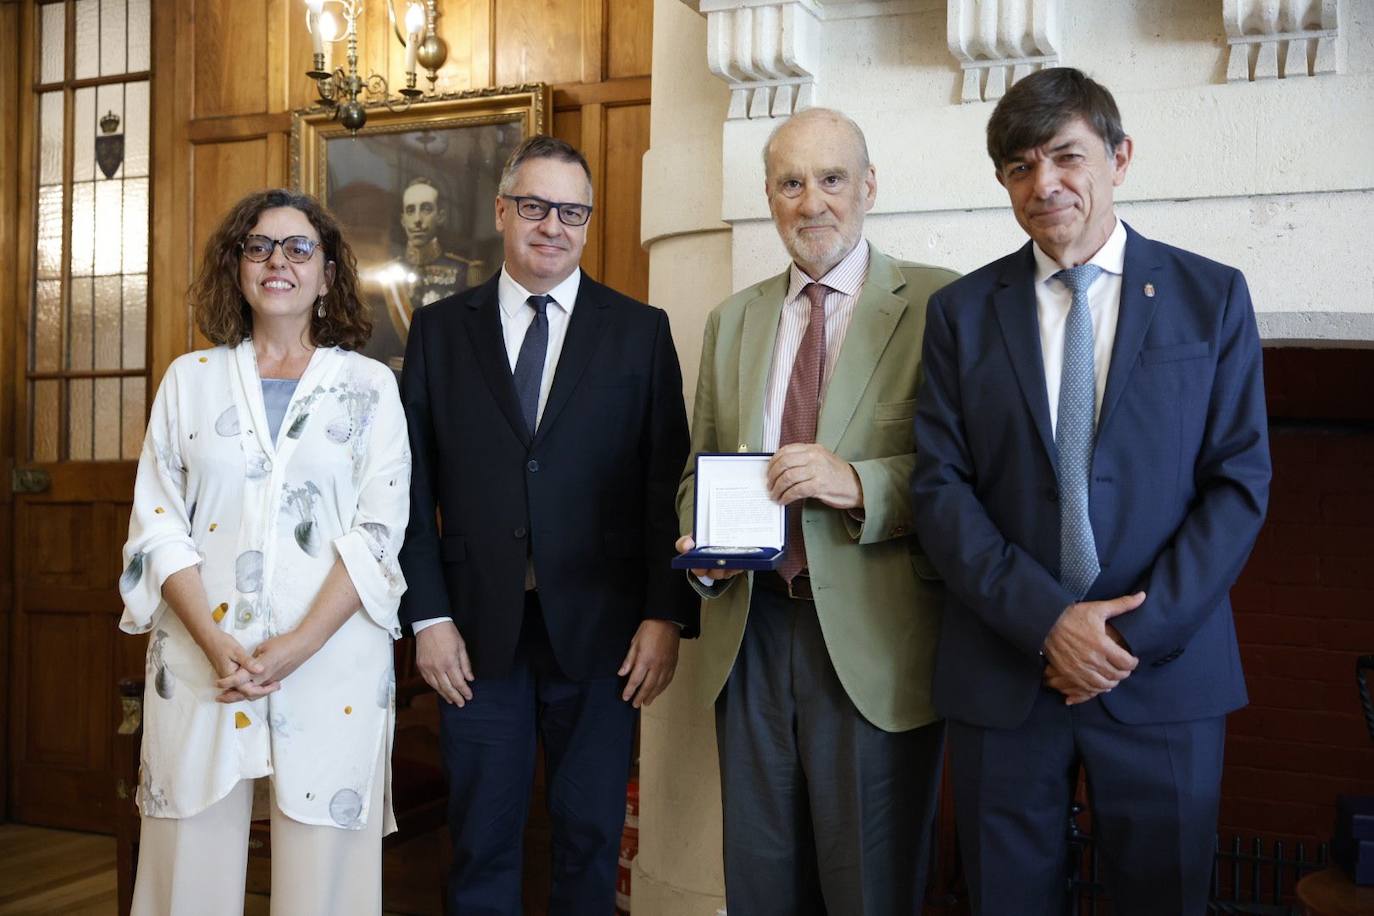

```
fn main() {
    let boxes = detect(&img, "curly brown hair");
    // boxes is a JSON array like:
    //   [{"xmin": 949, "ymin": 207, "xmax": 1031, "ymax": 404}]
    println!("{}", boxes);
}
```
[{"xmin": 190, "ymin": 188, "xmax": 372, "ymax": 350}]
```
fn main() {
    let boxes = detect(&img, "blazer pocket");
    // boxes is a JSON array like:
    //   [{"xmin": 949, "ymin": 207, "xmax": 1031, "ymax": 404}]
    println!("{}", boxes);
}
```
[
  {"xmin": 873, "ymin": 398, "xmax": 918, "ymax": 422},
  {"xmin": 1141, "ymin": 341, "xmax": 1210, "ymax": 365},
  {"xmin": 603, "ymin": 529, "xmax": 644, "ymax": 558},
  {"xmin": 440, "ymin": 535, "xmax": 467, "ymax": 563},
  {"xmin": 1150, "ymin": 647, "xmax": 1185, "ymax": 668}
]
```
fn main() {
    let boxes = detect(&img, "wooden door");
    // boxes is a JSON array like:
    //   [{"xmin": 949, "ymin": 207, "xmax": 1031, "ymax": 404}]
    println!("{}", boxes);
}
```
[
  {"xmin": 11, "ymin": 466, "xmax": 141, "ymax": 830},
  {"xmin": 7, "ymin": 0, "xmax": 153, "ymax": 832}
]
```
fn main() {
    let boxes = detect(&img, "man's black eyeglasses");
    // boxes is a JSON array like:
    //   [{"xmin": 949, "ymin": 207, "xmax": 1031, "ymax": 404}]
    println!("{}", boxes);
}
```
[
  {"xmin": 238, "ymin": 235, "xmax": 323, "ymax": 264},
  {"xmin": 502, "ymin": 195, "xmax": 593, "ymax": 227}
]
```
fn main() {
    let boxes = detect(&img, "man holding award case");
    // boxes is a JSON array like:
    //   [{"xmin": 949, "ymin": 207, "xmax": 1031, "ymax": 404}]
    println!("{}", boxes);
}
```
[{"xmin": 674, "ymin": 108, "xmax": 958, "ymax": 915}]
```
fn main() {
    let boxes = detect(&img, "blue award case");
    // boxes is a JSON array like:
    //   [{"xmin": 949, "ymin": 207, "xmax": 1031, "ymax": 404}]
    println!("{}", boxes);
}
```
[{"xmin": 672, "ymin": 453, "xmax": 786, "ymax": 571}]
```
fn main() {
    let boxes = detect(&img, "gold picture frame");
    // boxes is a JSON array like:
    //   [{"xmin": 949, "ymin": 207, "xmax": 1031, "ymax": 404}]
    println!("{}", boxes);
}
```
[{"xmin": 290, "ymin": 83, "xmax": 550, "ymax": 371}]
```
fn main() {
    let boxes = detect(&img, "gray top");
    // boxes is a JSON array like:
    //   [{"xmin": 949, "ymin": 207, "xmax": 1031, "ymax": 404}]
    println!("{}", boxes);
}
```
[{"xmin": 261, "ymin": 378, "xmax": 300, "ymax": 444}]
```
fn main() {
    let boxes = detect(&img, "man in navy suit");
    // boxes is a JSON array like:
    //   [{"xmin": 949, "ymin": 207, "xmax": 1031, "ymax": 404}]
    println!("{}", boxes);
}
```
[
  {"xmin": 912, "ymin": 68, "xmax": 1270, "ymax": 915},
  {"xmin": 399, "ymin": 136, "xmax": 696, "ymax": 915}
]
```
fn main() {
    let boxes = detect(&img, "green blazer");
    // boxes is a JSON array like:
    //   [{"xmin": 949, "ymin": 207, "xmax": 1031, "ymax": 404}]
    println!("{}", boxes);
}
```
[{"xmin": 676, "ymin": 246, "xmax": 958, "ymax": 733}]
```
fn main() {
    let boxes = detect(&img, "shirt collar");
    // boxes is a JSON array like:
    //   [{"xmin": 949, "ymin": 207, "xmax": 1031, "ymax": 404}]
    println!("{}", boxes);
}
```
[
  {"xmin": 1033, "ymin": 217, "xmax": 1127, "ymax": 286},
  {"xmin": 498, "ymin": 265, "xmax": 581, "ymax": 320},
  {"xmin": 786, "ymin": 239, "xmax": 870, "ymax": 305}
]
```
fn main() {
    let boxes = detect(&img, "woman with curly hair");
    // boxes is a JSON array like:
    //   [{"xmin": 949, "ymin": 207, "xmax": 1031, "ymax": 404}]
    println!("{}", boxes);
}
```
[{"xmin": 119, "ymin": 188, "xmax": 410, "ymax": 915}]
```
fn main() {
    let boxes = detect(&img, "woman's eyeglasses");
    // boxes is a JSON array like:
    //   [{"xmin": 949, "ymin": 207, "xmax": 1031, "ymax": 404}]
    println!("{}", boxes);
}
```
[{"xmin": 238, "ymin": 235, "xmax": 322, "ymax": 263}]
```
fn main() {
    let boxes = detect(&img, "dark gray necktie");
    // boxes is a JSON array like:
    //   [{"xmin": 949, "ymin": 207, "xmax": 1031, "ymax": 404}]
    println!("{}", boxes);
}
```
[
  {"xmin": 512, "ymin": 294, "xmax": 551, "ymax": 436},
  {"xmin": 1053, "ymin": 264, "xmax": 1104, "ymax": 599}
]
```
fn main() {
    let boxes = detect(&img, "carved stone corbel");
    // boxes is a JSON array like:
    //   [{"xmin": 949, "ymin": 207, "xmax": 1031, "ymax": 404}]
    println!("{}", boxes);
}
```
[
  {"xmin": 691, "ymin": 0, "xmax": 823, "ymax": 120},
  {"xmin": 947, "ymin": 0, "xmax": 1060, "ymax": 103},
  {"xmin": 1223, "ymin": 0, "xmax": 1341, "ymax": 81}
]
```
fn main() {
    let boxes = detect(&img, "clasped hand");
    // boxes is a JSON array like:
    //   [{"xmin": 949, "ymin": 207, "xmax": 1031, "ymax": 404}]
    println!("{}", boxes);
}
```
[
  {"xmin": 212, "ymin": 628, "xmax": 320, "ymax": 703},
  {"xmin": 1041, "ymin": 592, "xmax": 1145, "ymax": 705}
]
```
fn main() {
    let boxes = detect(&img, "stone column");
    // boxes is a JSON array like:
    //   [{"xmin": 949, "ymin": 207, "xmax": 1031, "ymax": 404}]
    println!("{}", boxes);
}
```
[{"xmin": 633, "ymin": 2, "xmax": 733, "ymax": 914}]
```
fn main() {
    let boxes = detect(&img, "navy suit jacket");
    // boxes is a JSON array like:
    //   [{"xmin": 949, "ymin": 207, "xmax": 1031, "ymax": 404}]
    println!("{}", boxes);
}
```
[
  {"xmin": 912, "ymin": 225, "xmax": 1270, "ymax": 729},
  {"xmin": 397, "ymin": 271, "xmax": 697, "ymax": 682}
]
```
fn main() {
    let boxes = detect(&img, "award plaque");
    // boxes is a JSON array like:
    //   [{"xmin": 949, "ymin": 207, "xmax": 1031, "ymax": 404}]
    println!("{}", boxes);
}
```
[{"xmin": 672, "ymin": 453, "xmax": 786, "ymax": 571}]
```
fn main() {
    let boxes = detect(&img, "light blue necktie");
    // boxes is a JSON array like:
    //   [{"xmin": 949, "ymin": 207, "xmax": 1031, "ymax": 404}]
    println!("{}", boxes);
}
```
[
  {"xmin": 512, "ymin": 294, "xmax": 551, "ymax": 436},
  {"xmin": 1054, "ymin": 264, "xmax": 1103, "ymax": 600}
]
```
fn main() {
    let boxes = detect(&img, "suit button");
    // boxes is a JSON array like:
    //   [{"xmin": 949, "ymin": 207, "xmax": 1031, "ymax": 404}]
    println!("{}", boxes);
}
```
[
  {"xmin": 527, "ymin": 459, "xmax": 540, "ymax": 472},
  {"xmin": 513, "ymin": 527, "xmax": 527, "ymax": 538},
  {"xmin": 1046, "ymin": 487, "xmax": 1059, "ymax": 504}
]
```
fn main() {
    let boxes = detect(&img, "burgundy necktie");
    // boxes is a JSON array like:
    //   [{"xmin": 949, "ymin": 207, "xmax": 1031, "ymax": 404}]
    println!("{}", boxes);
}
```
[{"xmin": 777, "ymin": 282, "xmax": 830, "ymax": 584}]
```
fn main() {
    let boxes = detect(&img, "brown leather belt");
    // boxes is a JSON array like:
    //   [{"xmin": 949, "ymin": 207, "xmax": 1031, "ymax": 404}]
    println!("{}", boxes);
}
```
[{"xmin": 754, "ymin": 570, "xmax": 814, "ymax": 601}]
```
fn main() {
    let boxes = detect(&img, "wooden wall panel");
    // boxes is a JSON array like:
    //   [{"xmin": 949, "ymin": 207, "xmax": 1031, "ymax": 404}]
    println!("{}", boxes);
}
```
[
  {"xmin": 193, "ymin": 0, "xmax": 271, "ymax": 118},
  {"xmin": 552, "ymin": 108, "xmax": 582, "ymax": 150},
  {"xmin": 151, "ymin": 0, "xmax": 196, "ymax": 377},
  {"xmin": 25, "ymin": 611, "xmax": 94, "ymax": 767},
  {"xmin": 191, "ymin": 139, "xmax": 270, "ymax": 271},
  {"xmin": 599, "ymin": 103, "xmax": 650, "ymax": 302},
  {"xmin": 607, "ymin": 0, "xmax": 653, "ymax": 79},
  {"xmin": 25, "ymin": 503, "xmax": 95, "ymax": 585},
  {"xmin": 437, "ymin": 0, "xmax": 496, "ymax": 90},
  {"xmin": 494, "ymin": 0, "xmax": 585, "ymax": 86}
]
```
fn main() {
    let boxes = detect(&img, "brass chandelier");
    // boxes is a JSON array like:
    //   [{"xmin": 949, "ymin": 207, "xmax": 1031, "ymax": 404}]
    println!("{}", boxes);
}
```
[{"xmin": 304, "ymin": 0, "xmax": 450, "ymax": 132}]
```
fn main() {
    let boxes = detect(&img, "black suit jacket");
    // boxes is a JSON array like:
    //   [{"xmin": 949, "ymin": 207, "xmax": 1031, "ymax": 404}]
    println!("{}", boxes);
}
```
[{"xmin": 398, "ymin": 270, "xmax": 697, "ymax": 681}]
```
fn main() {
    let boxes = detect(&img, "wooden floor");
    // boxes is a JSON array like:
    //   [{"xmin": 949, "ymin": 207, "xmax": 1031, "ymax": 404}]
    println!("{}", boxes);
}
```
[
  {"xmin": 0, "ymin": 825, "xmax": 118, "ymax": 916},
  {"xmin": 0, "ymin": 823, "xmax": 447, "ymax": 916}
]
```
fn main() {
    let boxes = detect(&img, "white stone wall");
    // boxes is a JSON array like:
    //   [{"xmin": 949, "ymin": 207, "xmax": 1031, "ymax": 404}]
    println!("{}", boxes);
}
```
[
  {"xmin": 634, "ymin": 3, "xmax": 732, "ymax": 915},
  {"xmin": 636, "ymin": 1, "xmax": 1373, "ymax": 913},
  {"xmin": 711, "ymin": 0, "xmax": 1374, "ymax": 340}
]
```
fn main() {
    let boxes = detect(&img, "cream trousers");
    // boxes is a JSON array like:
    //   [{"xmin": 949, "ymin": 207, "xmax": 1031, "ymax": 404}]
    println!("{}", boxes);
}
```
[{"xmin": 130, "ymin": 742, "xmax": 386, "ymax": 916}]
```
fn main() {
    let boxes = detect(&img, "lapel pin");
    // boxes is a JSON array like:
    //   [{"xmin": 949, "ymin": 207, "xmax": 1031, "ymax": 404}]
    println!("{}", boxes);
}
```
[{"xmin": 1143, "ymin": 282, "xmax": 1156, "ymax": 298}]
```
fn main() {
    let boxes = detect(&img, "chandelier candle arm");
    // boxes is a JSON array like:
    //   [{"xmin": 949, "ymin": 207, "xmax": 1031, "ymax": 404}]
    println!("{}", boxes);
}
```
[
  {"xmin": 302, "ymin": 0, "xmax": 446, "ymax": 131},
  {"xmin": 308, "ymin": 11, "xmax": 324, "ymax": 56},
  {"xmin": 416, "ymin": 0, "xmax": 448, "ymax": 91},
  {"xmin": 404, "ymin": 2, "xmax": 425, "ymax": 78}
]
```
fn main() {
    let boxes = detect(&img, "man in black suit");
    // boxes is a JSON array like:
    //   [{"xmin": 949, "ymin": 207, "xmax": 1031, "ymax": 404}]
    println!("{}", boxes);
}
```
[{"xmin": 398, "ymin": 135, "xmax": 696, "ymax": 915}]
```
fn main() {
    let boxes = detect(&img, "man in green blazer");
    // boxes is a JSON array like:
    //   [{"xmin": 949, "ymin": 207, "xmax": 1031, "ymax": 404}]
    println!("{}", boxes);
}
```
[{"xmin": 675, "ymin": 108, "xmax": 957, "ymax": 915}]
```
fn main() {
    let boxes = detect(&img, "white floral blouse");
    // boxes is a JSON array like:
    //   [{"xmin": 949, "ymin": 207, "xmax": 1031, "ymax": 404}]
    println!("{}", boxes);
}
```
[{"xmin": 119, "ymin": 340, "xmax": 410, "ymax": 832}]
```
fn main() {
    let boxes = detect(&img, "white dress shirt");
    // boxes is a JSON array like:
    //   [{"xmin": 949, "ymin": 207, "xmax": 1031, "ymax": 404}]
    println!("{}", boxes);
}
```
[
  {"xmin": 499, "ymin": 266, "xmax": 581, "ymax": 425},
  {"xmin": 1033, "ymin": 218, "xmax": 1126, "ymax": 436},
  {"xmin": 413, "ymin": 265, "xmax": 582, "ymax": 635},
  {"xmin": 760, "ymin": 240, "xmax": 870, "ymax": 450}
]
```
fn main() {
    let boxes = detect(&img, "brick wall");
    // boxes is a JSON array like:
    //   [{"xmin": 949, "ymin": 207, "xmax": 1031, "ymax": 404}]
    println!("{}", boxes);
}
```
[{"xmin": 1221, "ymin": 348, "xmax": 1374, "ymax": 843}]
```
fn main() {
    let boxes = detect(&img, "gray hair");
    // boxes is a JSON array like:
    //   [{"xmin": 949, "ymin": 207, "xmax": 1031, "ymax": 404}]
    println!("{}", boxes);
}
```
[
  {"xmin": 497, "ymin": 135, "xmax": 594, "ymax": 201},
  {"xmin": 762, "ymin": 107, "xmax": 871, "ymax": 181}
]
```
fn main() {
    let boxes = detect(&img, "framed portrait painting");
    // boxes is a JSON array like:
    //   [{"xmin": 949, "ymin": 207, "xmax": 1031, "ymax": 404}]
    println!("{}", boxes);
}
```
[{"xmin": 292, "ymin": 83, "xmax": 549, "ymax": 371}]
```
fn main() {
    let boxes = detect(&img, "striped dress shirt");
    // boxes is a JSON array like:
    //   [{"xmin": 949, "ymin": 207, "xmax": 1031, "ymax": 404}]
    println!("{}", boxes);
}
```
[{"xmin": 761, "ymin": 240, "xmax": 871, "ymax": 451}]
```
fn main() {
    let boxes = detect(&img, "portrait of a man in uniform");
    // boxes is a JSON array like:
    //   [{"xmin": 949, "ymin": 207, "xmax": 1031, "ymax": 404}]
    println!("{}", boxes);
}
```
[
  {"xmin": 389, "ymin": 177, "xmax": 484, "ymax": 310},
  {"xmin": 317, "ymin": 115, "xmax": 525, "ymax": 373},
  {"xmin": 370, "ymin": 177, "xmax": 486, "ymax": 369}
]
